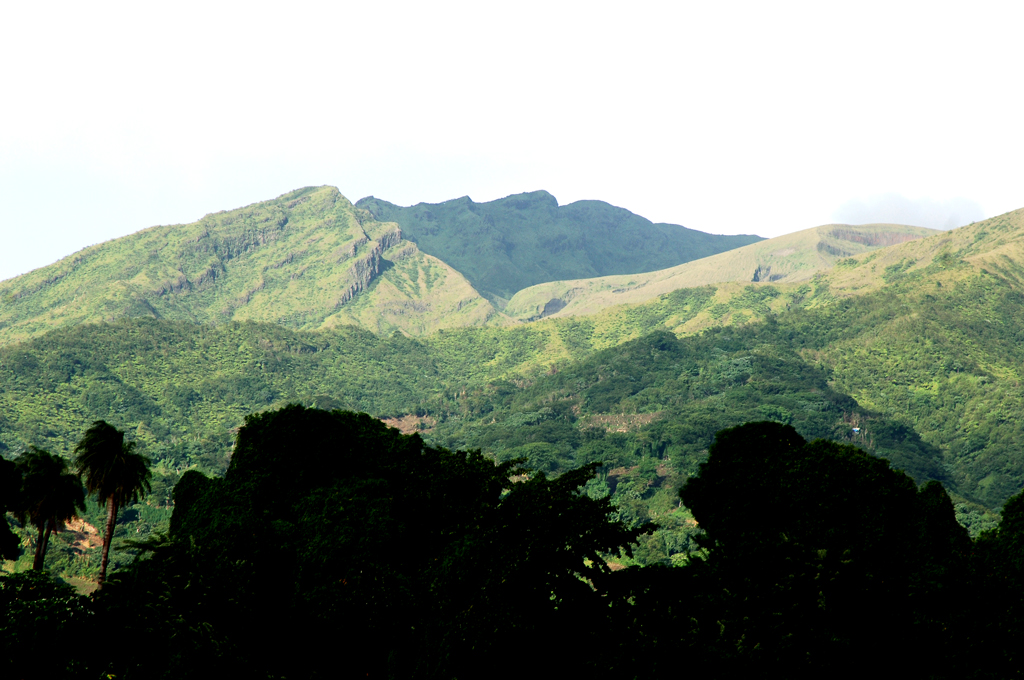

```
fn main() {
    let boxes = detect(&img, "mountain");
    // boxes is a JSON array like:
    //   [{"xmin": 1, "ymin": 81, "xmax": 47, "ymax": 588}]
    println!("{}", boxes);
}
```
[
  {"xmin": 504, "ymin": 223, "xmax": 938, "ymax": 321},
  {"xmin": 4, "ymin": 186, "xmax": 1024, "ymax": 579},
  {"xmin": 0, "ymin": 187, "xmax": 500, "ymax": 345},
  {"xmin": 355, "ymin": 191, "xmax": 763, "ymax": 307}
]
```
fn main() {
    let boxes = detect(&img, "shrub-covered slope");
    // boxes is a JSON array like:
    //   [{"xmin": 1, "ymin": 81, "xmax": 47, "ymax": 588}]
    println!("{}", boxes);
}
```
[
  {"xmin": 0, "ymin": 186, "xmax": 498, "ymax": 345},
  {"xmin": 356, "ymin": 191, "xmax": 762, "ymax": 306}
]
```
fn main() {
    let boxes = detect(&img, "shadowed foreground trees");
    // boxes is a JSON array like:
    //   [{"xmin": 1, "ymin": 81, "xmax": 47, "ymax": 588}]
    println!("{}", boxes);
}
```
[
  {"xmin": 675, "ymin": 422, "xmax": 972, "ymax": 676},
  {"xmin": 0, "ymin": 457, "xmax": 21, "ymax": 561},
  {"xmin": 5, "ymin": 413, "xmax": 1024, "ymax": 678},
  {"xmin": 0, "ymin": 571, "xmax": 93, "ymax": 679},
  {"xmin": 98, "ymin": 405, "xmax": 644, "ymax": 678}
]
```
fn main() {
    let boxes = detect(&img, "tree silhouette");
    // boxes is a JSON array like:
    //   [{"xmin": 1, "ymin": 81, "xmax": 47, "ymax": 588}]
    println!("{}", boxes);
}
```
[
  {"xmin": 14, "ymin": 448, "xmax": 86, "ymax": 570},
  {"xmin": 0, "ymin": 457, "xmax": 22, "ymax": 561},
  {"xmin": 99, "ymin": 405, "xmax": 645, "ymax": 677},
  {"xmin": 678, "ymin": 421, "xmax": 970, "ymax": 676},
  {"xmin": 74, "ymin": 421, "xmax": 151, "ymax": 585}
]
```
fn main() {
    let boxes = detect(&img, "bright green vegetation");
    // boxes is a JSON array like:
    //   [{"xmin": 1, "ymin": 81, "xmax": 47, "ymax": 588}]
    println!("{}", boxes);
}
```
[
  {"xmin": 426, "ymin": 322, "xmax": 997, "ymax": 561},
  {"xmin": 2, "ymin": 191, "xmax": 1024, "ymax": 581},
  {"xmin": 0, "ymin": 186, "xmax": 498, "ymax": 345},
  {"xmin": 5, "ymin": 412, "xmax": 1024, "ymax": 678},
  {"xmin": 3, "ymin": 262, "xmax": 1018, "ymax": 573},
  {"xmin": 504, "ymin": 222, "xmax": 938, "ymax": 320},
  {"xmin": 356, "ymin": 191, "xmax": 762, "ymax": 307}
]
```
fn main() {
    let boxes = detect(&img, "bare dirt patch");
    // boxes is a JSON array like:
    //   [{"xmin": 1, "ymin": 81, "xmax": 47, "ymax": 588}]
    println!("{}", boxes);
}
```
[
  {"xmin": 63, "ymin": 518, "xmax": 103, "ymax": 553},
  {"xmin": 379, "ymin": 414, "xmax": 437, "ymax": 434}
]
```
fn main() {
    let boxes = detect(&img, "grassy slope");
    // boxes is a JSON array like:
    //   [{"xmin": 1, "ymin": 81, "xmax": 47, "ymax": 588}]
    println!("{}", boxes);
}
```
[
  {"xmin": 504, "ymin": 223, "xmax": 938, "ymax": 320},
  {"xmin": 0, "ymin": 187, "xmax": 499, "ymax": 345},
  {"xmin": 356, "ymin": 191, "xmax": 762, "ymax": 306}
]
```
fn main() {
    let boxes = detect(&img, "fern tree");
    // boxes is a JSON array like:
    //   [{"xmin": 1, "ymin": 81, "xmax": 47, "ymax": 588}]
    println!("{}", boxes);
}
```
[
  {"xmin": 14, "ymin": 448, "xmax": 86, "ymax": 570},
  {"xmin": 74, "ymin": 421, "xmax": 151, "ymax": 586}
]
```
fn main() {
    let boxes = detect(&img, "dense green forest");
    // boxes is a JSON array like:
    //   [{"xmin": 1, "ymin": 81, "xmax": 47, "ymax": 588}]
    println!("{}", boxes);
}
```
[
  {"xmin": 5, "ymin": 259, "xmax": 1023, "ymax": 577},
  {"xmin": 3, "ymin": 407, "xmax": 1023, "ymax": 678}
]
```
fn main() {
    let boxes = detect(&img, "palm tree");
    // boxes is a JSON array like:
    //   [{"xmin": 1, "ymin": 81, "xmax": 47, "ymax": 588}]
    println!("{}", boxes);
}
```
[
  {"xmin": 14, "ymin": 447, "xmax": 86, "ymax": 570},
  {"xmin": 74, "ymin": 421, "xmax": 151, "ymax": 586}
]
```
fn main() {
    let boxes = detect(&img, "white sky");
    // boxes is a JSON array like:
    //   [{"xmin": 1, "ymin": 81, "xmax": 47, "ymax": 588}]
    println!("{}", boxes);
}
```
[{"xmin": 2, "ymin": 1, "xmax": 1022, "ymax": 282}]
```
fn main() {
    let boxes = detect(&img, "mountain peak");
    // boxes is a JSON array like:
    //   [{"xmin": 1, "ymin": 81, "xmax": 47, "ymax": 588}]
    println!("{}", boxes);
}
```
[{"xmin": 493, "ymin": 190, "xmax": 559, "ymax": 210}]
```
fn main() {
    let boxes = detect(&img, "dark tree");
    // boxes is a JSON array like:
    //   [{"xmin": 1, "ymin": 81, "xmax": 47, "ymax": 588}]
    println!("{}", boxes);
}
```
[
  {"xmin": 14, "ymin": 447, "xmax": 86, "ymax": 569},
  {"xmin": 0, "ymin": 570, "xmax": 94, "ymax": 679},
  {"xmin": 74, "ymin": 421, "xmax": 151, "ymax": 585},
  {"xmin": 676, "ymin": 421, "xmax": 970, "ymax": 676},
  {"xmin": 0, "ymin": 457, "xmax": 22, "ymax": 561},
  {"xmin": 955, "ymin": 489, "xmax": 1024, "ymax": 678}
]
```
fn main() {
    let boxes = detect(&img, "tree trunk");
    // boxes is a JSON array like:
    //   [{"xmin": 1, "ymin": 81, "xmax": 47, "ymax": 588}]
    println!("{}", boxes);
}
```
[
  {"xmin": 33, "ymin": 520, "xmax": 48, "ymax": 570},
  {"xmin": 99, "ymin": 496, "xmax": 117, "ymax": 586},
  {"xmin": 35, "ymin": 519, "xmax": 54, "ymax": 570}
]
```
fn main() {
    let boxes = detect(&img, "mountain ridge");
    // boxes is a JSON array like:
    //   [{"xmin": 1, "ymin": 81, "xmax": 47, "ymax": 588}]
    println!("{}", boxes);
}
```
[
  {"xmin": 355, "ymin": 191, "xmax": 763, "ymax": 306},
  {"xmin": 0, "ymin": 186, "xmax": 770, "ymax": 344},
  {"xmin": 0, "ymin": 187, "xmax": 501, "ymax": 345}
]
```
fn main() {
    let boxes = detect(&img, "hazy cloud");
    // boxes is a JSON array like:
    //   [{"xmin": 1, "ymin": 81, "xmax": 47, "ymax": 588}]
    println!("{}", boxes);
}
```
[{"xmin": 832, "ymin": 194, "xmax": 985, "ymax": 230}]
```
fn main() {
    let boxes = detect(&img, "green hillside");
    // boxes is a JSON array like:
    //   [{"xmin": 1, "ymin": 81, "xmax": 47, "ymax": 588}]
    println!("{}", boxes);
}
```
[
  {"xmin": 355, "ymin": 191, "xmax": 762, "ymax": 306},
  {"xmin": 505, "ymin": 222, "xmax": 938, "ymax": 321},
  {"xmin": 0, "ymin": 186, "xmax": 499, "ymax": 345},
  {"xmin": 0, "ymin": 272, "xmax": 1009, "ymax": 576},
  {"xmin": 7, "ymin": 203, "xmax": 1024, "ymax": 573},
  {"xmin": 498, "ymin": 208, "xmax": 1024, "ymax": 511},
  {"xmin": 4, "ymin": 193, "xmax": 1024, "ymax": 579}
]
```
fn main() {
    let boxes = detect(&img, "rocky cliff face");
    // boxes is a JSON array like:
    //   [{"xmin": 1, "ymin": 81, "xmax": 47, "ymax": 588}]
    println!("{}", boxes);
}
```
[{"xmin": 333, "ymin": 225, "xmax": 403, "ymax": 308}]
